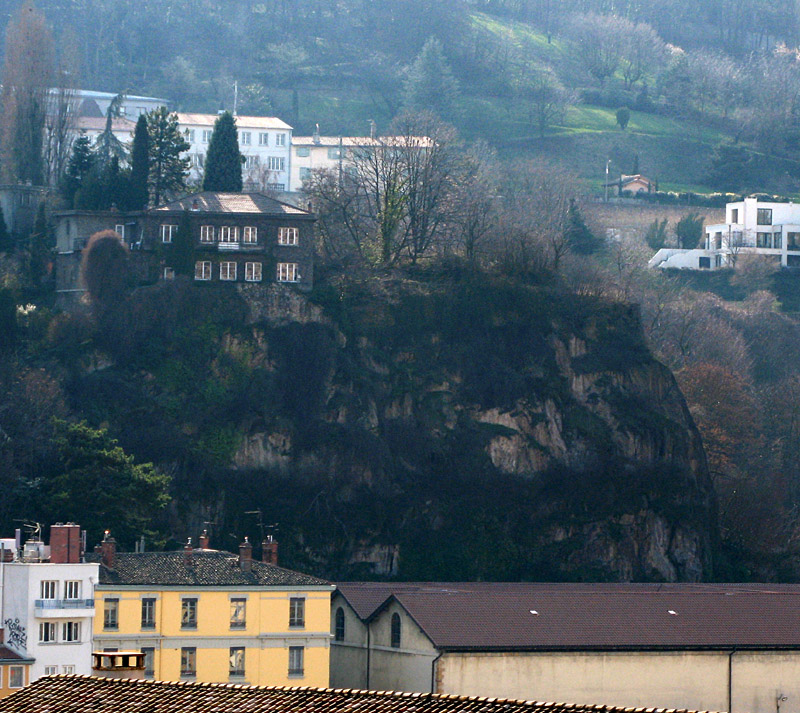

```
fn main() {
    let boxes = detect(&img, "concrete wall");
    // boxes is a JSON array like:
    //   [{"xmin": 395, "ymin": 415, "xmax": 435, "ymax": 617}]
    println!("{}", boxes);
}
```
[
  {"xmin": 329, "ymin": 599, "xmax": 368, "ymax": 689},
  {"xmin": 437, "ymin": 650, "xmax": 800, "ymax": 713}
]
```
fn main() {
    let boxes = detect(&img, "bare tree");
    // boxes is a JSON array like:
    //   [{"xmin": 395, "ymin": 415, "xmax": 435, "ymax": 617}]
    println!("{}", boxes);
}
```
[
  {"xmin": 619, "ymin": 21, "xmax": 667, "ymax": 89},
  {"xmin": 0, "ymin": 0, "xmax": 55, "ymax": 185},
  {"xmin": 513, "ymin": 61, "xmax": 572, "ymax": 138},
  {"xmin": 564, "ymin": 13, "xmax": 624, "ymax": 86}
]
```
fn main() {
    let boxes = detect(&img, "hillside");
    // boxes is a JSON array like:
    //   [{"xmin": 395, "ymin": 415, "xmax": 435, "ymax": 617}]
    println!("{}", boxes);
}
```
[{"xmin": 2, "ymin": 269, "xmax": 718, "ymax": 582}]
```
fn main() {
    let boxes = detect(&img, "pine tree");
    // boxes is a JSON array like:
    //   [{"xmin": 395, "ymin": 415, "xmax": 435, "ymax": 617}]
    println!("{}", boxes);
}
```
[
  {"xmin": 203, "ymin": 111, "xmax": 243, "ymax": 192},
  {"xmin": 61, "ymin": 134, "xmax": 95, "ymax": 207},
  {"xmin": 166, "ymin": 210, "xmax": 194, "ymax": 277},
  {"xmin": 129, "ymin": 114, "xmax": 150, "ymax": 210},
  {"xmin": 402, "ymin": 37, "xmax": 460, "ymax": 120},
  {"xmin": 565, "ymin": 199, "xmax": 603, "ymax": 255},
  {"xmin": 147, "ymin": 107, "xmax": 190, "ymax": 206},
  {"xmin": 0, "ymin": 205, "xmax": 11, "ymax": 253}
]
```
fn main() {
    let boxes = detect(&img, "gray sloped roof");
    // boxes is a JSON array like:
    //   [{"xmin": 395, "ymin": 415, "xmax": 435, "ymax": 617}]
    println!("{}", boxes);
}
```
[{"xmin": 153, "ymin": 191, "xmax": 311, "ymax": 215}]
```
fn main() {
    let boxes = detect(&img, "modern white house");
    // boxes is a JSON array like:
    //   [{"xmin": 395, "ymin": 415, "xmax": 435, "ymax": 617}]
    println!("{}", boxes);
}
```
[
  {"xmin": 649, "ymin": 197, "xmax": 800, "ymax": 270},
  {"xmin": 1, "ymin": 525, "xmax": 98, "ymax": 683},
  {"xmin": 176, "ymin": 114, "xmax": 293, "ymax": 192},
  {"xmin": 71, "ymin": 90, "xmax": 166, "ymax": 120}
]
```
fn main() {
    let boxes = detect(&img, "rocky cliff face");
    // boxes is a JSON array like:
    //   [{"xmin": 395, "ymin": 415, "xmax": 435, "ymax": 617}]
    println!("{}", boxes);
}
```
[{"xmin": 217, "ymin": 275, "xmax": 716, "ymax": 582}]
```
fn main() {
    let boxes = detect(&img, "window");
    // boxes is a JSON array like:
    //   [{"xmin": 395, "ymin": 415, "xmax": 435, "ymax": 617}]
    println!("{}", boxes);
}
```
[
  {"xmin": 115, "ymin": 224, "xmax": 125, "ymax": 239},
  {"xmin": 229, "ymin": 647, "xmax": 245, "ymax": 677},
  {"xmin": 278, "ymin": 227, "xmax": 298, "ymax": 245},
  {"xmin": 714, "ymin": 232, "xmax": 722, "ymax": 249},
  {"xmin": 289, "ymin": 598, "xmax": 305, "ymax": 628},
  {"xmin": 186, "ymin": 129, "xmax": 196, "ymax": 142},
  {"xmin": 141, "ymin": 598, "xmax": 156, "ymax": 629},
  {"xmin": 276, "ymin": 133, "xmax": 286, "ymax": 147},
  {"xmin": 44, "ymin": 666, "xmax": 58, "ymax": 676},
  {"xmin": 104, "ymin": 599, "xmax": 119, "ymax": 629},
  {"xmin": 757, "ymin": 208, "xmax": 773, "ymax": 225},
  {"xmin": 296, "ymin": 146, "xmax": 310, "ymax": 157},
  {"xmin": 220, "ymin": 261, "xmax": 237, "ymax": 281},
  {"xmin": 698, "ymin": 256, "xmax": 711, "ymax": 269},
  {"xmin": 335, "ymin": 607, "xmax": 345, "ymax": 641},
  {"xmin": 65, "ymin": 581, "xmax": 81, "ymax": 600},
  {"xmin": 245, "ymin": 262, "xmax": 262, "ymax": 282},
  {"xmin": 390, "ymin": 612, "xmax": 401, "ymax": 648},
  {"xmin": 163, "ymin": 267, "xmax": 175, "ymax": 280},
  {"xmin": 241, "ymin": 132, "xmax": 252, "ymax": 145},
  {"xmin": 9, "ymin": 666, "xmax": 24, "ymax": 688},
  {"xmin": 161, "ymin": 224, "xmax": 178, "ymax": 243},
  {"xmin": 268, "ymin": 156, "xmax": 285, "ymax": 171},
  {"xmin": 288, "ymin": 646, "xmax": 304, "ymax": 676},
  {"xmin": 194, "ymin": 261, "xmax": 211, "ymax": 281},
  {"xmin": 200, "ymin": 225, "xmax": 215, "ymax": 242},
  {"xmin": 775, "ymin": 231, "xmax": 783, "ymax": 249},
  {"xmin": 142, "ymin": 647, "xmax": 155, "ymax": 677},
  {"xmin": 180, "ymin": 647, "xmax": 196, "ymax": 677},
  {"xmin": 62, "ymin": 621, "xmax": 80, "ymax": 643},
  {"xmin": 731, "ymin": 208, "xmax": 739, "ymax": 223},
  {"xmin": 219, "ymin": 225, "xmax": 238, "ymax": 243},
  {"xmin": 62, "ymin": 665, "xmax": 75, "ymax": 675},
  {"xmin": 41, "ymin": 581, "xmax": 57, "ymax": 599},
  {"xmin": 299, "ymin": 167, "xmax": 312, "ymax": 181},
  {"xmin": 181, "ymin": 598, "xmax": 197, "ymax": 628},
  {"xmin": 202, "ymin": 129, "xmax": 212, "ymax": 143},
  {"xmin": 277, "ymin": 262, "xmax": 298, "ymax": 282},
  {"xmin": 327, "ymin": 147, "xmax": 343, "ymax": 160},
  {"xmin": 230, "ymin": 598, "xmax": 246, "ymax": 629},
  {"xmin": 194, "ymin": 153, "xmax": 205, "ymax": 168},
  {"xmin": 244, "ymin": 155, "xmax": 259, "ymax": 169},
  {"xmin": 259, "ymin": 132, "xmax": 269, "ymax": 146},
  {"xmin": 39, "ymin": 621, "xmax": 57, "ymax": 643},
  {"xmin": 243, "ymin": 226, "xmax": 257, "ymax": 243},
  {"xmin": 757, "ymin": 232, "xmax": 771, "ymax": 248}
]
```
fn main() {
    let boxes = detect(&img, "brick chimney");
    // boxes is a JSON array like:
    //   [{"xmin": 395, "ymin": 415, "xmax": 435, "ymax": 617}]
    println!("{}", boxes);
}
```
[
  {"xmin": 50, "ymin": 523, "xmax": 82, "ymax": 564},
  {"xmin": 261, "ymin": 535, "xmax": 278, "ymax": 566},
  {"xmin": 198, "ymin": 530, "xmax": 210, "ymax": 550},
  {"xmin": 239, "ymin": 537, "xmax": 253, "ymax": 572},
  {"xmin": 99, "ymin": 531, "xmax": 116, "ymax": 569},
  {"xmin": 183, "ymin": 537, "xmax": 193, "ymax": 566}
]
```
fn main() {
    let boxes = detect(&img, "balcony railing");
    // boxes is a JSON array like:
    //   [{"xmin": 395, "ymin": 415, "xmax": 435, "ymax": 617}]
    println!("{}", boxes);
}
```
[
  {"xmin": 35, "ymin": 598, "xmax": 94, "ymax": 609},
  {"xmin": 218, "ymin": 241, "xmax": 240, "ymax": 251}
]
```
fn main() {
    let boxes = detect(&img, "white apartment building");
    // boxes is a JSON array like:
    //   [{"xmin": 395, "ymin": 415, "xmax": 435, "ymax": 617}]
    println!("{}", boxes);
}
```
[
  {"xmin": 177, "ymin": 114, "xmax": 293, "ymax": 192},
  {"xmin": 649, "ymin": 197, "xmax": 800, "ymax": 270},
  {"xmin": 1, "ymin": 525, "xmax": 98, "ymax": 682},
  {"xmin": 71, "ymin": 90, "xmax": 166, "ymax": 120}
]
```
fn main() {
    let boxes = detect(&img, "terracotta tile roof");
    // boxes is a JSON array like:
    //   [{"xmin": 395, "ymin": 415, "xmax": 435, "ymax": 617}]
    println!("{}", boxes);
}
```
[
  {"xmin": 337, "ymin": 582, "xmax": 800, "ymax": 651},
  {"xmin": 153, "ymin": 191, "xmax": 311, "ymax": 215},
  {"xmin": 176, "ymin": 113, "xmax": 292, "ymax": 130},
  {"xmin": 0, "ymin": 674, "xmax": 720, "ymax": 713},
  {"xmin": 0, "ymin": 645, "xmax": 32, "ymax": 663},
  {"xmin": 92, "ymin": 550, "xmax": 329, "ymax": 587}
]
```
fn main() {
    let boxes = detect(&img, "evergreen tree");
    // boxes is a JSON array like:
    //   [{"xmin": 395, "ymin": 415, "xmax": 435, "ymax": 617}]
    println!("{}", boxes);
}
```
[
  {"xmin": 0, "ymin": 205, "xmax": 11, "ymax": 253},
  {"xmin": 203, "ymin": 111, "xmax": 243, "ymax": 192},
  {"xmin": 676, "ymin": 212, "xmax": 705, "ymax": 249},
  {"xmin": 166, "ymin": 210, "xmax": 195, "ymax": 277},
  {"xmin": 146, "ymin": 107, "xmax": 190, "ymax": 206},
  {"xmin": 645, "ymin": 218, "xmax": 668, "ymax": 250},
  {"xmin": 565, "ymin": 199, "xmax": 603, "ymax": 255},
  {"xmin": 94, "ymin": 92, "xmax": 127, "ymax": 168},
  {"xmin": 616, "ymin": 106, "xmax": 631, "ymax": 130},
  {"xmin": 61, "ymin": 134, "xmax": 95, "ymax": 207},
  {"xmin": 28, "ymin": 202, "xmax": 52, "ymax": 288},
  {"xmin": 129, "ymin": 114, "xmax": 150, "ymax": 210},
  {"xmin": 0, "ymin": 287, "xmax": 17, "ymax": 353},
  {"xmin": 402, "ymin": 37, "xmax": 460, "ymax": 120}
]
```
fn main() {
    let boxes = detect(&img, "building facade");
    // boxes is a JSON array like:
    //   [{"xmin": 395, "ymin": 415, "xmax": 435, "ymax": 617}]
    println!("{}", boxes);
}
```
[
  {"xmin": 331, "ymin": 582, "xmax": 800, "ymax": 713},
  {"xmin": 0, "ymin": 525, "xmax": 98, "ymax": 688},
  {"xmin": 650, "ymin": 197, "xmax": 800, "ymax": 270},
  {"xmin": 176, "ymin": 114, "xmax": 293, "ymax": 191},
  {"xmin": 92, "ymin": 534, "xmax": 334, "ymax": 687}
]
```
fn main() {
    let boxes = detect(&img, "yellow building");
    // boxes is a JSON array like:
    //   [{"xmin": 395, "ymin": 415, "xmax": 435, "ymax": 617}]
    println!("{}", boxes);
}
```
[
  {"xmin": 0, "ymin": 645, "xmax": 32, "ymax": 700},
  {"xmin": 92, "ymin": 534, "xmax": 333, "ymax": 686}
]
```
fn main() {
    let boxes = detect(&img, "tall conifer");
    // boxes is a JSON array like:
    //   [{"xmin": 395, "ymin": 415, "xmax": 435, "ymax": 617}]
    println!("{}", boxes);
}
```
[
  {"xmin": 203, "ymin": 111, "xmax": 243, "ymax": 192},
  {"xmin": 129, "ymin": 114, "xmax": 150, "ymax": 209}
]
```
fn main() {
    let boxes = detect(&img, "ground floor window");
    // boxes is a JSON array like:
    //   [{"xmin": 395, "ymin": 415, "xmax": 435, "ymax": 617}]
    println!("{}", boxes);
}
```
[
  {"xmin": 9, "ymin": 666, "xmax": 24, "ymax": 688},
  {"xmin": 195, "ymin": 261, "xmax": 211, "ymax": 281},
  {"xmin": 163, "ymin": 267, "xmax": 175, "ymax": 280},
  {"xmin": 229, "ymin": 647, "xmax": 245, "ymax": 677},
  {"xmin": 142, "ymin": 647, "xmax": 155, "ymax": 677},
  {"xmin": 245, "ymin": 262, "xmax": 262, "ymax": 282},
  {"xmin": 180, "ymin": 647, "xmax": 196, "ymax": 677},
  {"xmin": 277, "ymin": 262, "xmax": 298, "ymax": 282},
  {"xmin": 757, "ymin": 232, "xmax": 771, "ymax": 248},
  {"xmin": 288, "ymin": 646, "xmax": 304, "ymax": 676},
  {"xmin": 220, "ymin": 261, "xmax": 237, "ymax": 281},
  {"xmin": 698, "ymin": 256, "xmax": 711, "ymax": 269}
]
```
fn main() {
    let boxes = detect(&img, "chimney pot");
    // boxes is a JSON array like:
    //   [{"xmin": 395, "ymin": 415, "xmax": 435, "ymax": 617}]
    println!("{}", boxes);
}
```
[
  {"xmin": 184, "ymin": 537, "xmax": 193, "ymax": 566},
  {"xmin": 100, "ymin": 531, "xmax": 116, "ymax": 569},
  {"xmin": 239, "ymin": 537, "xmax": 253, "ymax": 572},
  {"xmin": 199, "ymin": 530, "xmax": 210, "ymax": 550}
]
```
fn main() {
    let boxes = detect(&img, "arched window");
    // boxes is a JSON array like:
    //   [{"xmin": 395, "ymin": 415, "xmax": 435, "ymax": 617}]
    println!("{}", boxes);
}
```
[
  {"xmin": 335, "ymin": 607, "xmax": 345, "ymax": 642},
  {"xmin": 390, "ymin": 612, "xmax": 401, "ymax": 648}
]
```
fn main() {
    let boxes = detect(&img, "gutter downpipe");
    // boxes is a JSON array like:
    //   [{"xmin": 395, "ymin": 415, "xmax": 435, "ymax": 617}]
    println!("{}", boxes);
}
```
[
  {"xmin": 728, "ymin": 648, "xmax": 737, "ymax": 713},
  {"xmin": 431, "ymin": 651, "xmax": 443, "ymax": 693},
  {"xmin": 366, "ymin": 625, "xmax": 371, "ymax": 690}
]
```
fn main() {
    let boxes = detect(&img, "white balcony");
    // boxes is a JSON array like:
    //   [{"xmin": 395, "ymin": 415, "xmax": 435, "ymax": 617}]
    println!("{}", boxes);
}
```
[
  {"xmin": 218, "ymin": 241, "xmax": 240, "ymax": 251},
  {"xmin": 35, "ymin": 598, "xmax": 95, "ymax": 617}
]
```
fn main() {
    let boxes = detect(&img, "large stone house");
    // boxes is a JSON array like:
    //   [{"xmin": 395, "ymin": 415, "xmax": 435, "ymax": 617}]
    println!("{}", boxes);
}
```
[
  {"xmin": 331, "ymin": 581, "xmax": 800, "ymax": 713},
  {"xmin": 54, "ymin": 191, "xmax": 315, "ymax": 306}
]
